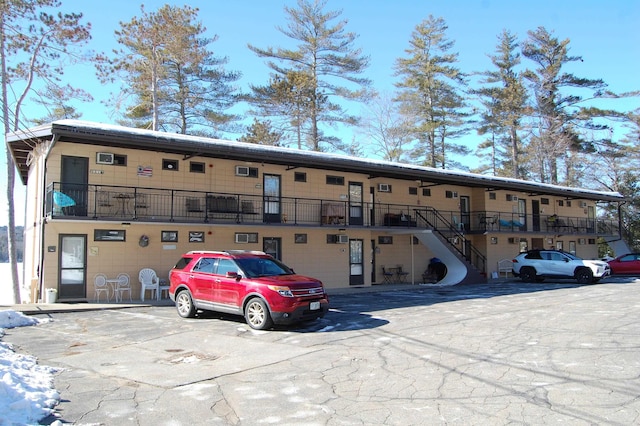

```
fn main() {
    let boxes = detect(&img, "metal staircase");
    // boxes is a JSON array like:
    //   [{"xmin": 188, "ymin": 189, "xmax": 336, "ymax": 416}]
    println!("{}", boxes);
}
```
[{"xmin": 413, "ymin": 207, "xmax": 487, "ymax": 284}]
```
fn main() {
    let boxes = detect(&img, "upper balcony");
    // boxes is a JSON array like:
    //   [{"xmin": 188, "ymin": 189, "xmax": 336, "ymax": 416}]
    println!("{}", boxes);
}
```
[{"xmin": 45, "ymin": 182, "xmax": 620, "ymax": 238}]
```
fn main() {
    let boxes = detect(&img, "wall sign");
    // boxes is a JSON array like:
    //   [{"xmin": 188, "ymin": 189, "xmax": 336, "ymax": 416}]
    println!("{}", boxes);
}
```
[
  {"xmin": 161, "ymin": 230, "xmax": 178, "ymax": 242},
  {"xmin": 94, "ymin": 229, "xmax": 126, "ymax": 241},
  {"xmin": 189, "ymin": 231, "xmax": 204, "ymax": 243}
]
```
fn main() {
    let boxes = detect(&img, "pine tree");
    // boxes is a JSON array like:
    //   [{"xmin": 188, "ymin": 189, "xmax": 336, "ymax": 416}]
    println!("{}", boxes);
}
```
[
  {"xmin": 591, "ymin": 110, "xmax": 640, "ymax": 251},
  {"xmin": 394, "ymin": 15, "xmax": 470, "ymax": 169},
  {"xmin": 99, "ymin": 5, "xmax": 241, "ymax": 136},
  {"xmin": 248, "ymin": 0, "xmax": 371, "ymax": 151},
  {"xmin": 238, "ymin": 119, "xmax": 283, "ymax": 146},
  {"xmin": 30, "ymin": 83, "xmax": 90, "ymax": 124},
  {"xmin": 249, "ymin": 70, "xmax": 316, "ymax": 149},
  {"xmin": 473, "ymin": 30, "xmax": 527, "ymax": 178},
  {"xmin": 522, "ymin": 27, "xmax": 608, "ymax": 185}
]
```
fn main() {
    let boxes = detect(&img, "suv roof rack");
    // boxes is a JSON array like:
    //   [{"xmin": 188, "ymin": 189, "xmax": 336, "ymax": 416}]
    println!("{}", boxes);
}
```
[
  {"xmin": 185, "ymin": 250, "xmax": 267, "ymax": 256},
  {"xmin": 224, "ymin": 250, "xmax": 267, "ymax": 255}
]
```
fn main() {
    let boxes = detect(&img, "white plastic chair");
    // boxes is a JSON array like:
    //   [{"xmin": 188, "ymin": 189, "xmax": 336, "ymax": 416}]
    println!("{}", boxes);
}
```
[
  {"xmin": 114, "ymin": 273, "xmax": 132, "ymax": 303},
  {"xmin": 139, "ymin": 268, "xmax": 159, "ymax": 301},
  {"xmin": 94, "ymin": 273, "xmax": 109, "ymax": 302}
]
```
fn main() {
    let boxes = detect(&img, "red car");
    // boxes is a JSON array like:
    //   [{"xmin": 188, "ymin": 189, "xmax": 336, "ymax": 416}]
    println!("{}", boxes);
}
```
[
  {"xmin": 169, "ymin": 250, "xmax": 329, "ymax": 330},
  {"xmin": 607, "ymin": 253, "xmax": 640, "ymax": 275}
]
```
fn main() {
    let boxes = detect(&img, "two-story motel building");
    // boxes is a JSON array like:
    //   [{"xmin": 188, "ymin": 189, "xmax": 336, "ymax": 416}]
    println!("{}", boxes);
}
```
[{"xmin": 6, "ymin": 120, "xmax": 625, "ymax": 303}]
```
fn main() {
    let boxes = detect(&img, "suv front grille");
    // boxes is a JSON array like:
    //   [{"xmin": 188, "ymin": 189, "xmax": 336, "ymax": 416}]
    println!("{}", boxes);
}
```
[{"xmin": 291, "ymin": 286, "xmax": 325, "ymax": 298}]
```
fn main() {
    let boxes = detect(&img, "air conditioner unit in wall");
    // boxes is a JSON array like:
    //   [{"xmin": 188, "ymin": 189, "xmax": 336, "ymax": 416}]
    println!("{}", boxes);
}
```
[
  {"xmin": 512, "ymin": 196, "xmax": 519, "ymax": 201},
  {"xmin": 580, "ymin": 201, "xmax": 587, "ymax": 207},
  {"xmin": 337, "ymin": 234, "xmax": 349, "ymax": 243},
  {"xmin": 235, "ymin": 166, "xmax": 250, "ymax": 176},
  {"xmin": 96, "ymin": 152, "xmax": 114, "ymax": 165},
  {"xmin": 378, "ymin": 183, "xmax": 390, "ymax": 192},
  {"xmin": 235, "ymin": 233, "xmax": 249, "ymax": 243}
]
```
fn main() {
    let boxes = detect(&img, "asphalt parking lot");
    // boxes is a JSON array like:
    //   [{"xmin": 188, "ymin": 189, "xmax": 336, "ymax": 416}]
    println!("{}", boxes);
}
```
[{"xmin": 5, "ymin": 277, "xmax": 640, "ymax": 425}]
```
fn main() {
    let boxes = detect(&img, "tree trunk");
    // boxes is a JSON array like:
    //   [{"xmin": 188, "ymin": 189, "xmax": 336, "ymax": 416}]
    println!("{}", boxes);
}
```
[
  {"xmin": 1, "ymin": 12, "xmax": 21, "ymax": 304},
  {"xmin": 5, "ymin": 147, "xmax": 20, "ymax": 303}
]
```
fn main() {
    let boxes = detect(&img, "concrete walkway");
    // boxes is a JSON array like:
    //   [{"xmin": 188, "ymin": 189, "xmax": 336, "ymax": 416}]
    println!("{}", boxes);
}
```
[{"xmin": 1, "ymin": 282, "xmax": 441, "ymax": 314}]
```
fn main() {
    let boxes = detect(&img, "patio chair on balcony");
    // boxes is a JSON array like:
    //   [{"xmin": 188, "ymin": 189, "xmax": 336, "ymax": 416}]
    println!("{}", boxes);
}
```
[
  {"xmin": 478, "ymin": 214, "xmax": 488, "ymax": 230},
  {"xmin": 186, "ymin": 197, "xmax": 203, "ymax": 212},
  {"xmin": 452, "ymin": 216, "xmax": 465, "ymax": 232},
  {"xmin": 186, "ymin": 198, "xmax": 204, "ymax": 220},
  {"xmin": 97, "ymin": 191, "xmax": 112, "ymax": 207},
  {"xmin": 488, "ymin": 214, "xmax": 499, "ymax": 230},
  {"xmin": 134, "ymin": 193, "xmax": 148, "ymax": 209}
]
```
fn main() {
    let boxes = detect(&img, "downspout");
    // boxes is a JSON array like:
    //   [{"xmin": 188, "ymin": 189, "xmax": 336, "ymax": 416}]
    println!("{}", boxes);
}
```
[
  {"xmin": 36, "ymin": 132, "xmax": 60, "ymax": 301},
  {"xmin": 618, "ymin": 200, "xmax": 627, "ymax": 244}
]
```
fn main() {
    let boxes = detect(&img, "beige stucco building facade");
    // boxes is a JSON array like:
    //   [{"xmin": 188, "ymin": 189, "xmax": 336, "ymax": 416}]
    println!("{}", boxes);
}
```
[{"xmin": 7, "ymin": 121, "xmax": 624, "ymax": 303}]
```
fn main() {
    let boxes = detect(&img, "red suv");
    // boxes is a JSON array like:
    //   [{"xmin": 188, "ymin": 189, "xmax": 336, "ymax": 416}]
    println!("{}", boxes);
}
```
[{"xmin": 168, "ymin": 250, "xmax": 329, "ymax": 330}]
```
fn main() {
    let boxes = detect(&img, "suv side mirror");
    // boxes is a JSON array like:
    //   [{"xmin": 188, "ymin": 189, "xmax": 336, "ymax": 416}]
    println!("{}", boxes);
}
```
[{"xmin": 226, "ymin": 271, "xmax": 240, "ymax": 279}]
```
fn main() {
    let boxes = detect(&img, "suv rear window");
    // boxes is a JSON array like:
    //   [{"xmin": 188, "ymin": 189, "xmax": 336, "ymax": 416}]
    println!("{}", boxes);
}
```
[
  {"xmin": 174, "ymin": 256, "xmax": 193, "ymax": 270},
  {"xmin": 525, "ymin": 251, "xmax": 542, "ymax": 259}
]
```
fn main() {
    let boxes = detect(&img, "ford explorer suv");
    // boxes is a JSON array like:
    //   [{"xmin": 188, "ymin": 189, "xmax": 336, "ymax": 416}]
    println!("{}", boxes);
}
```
[
  {"xmin": 169, "ymin": 250, "xmax": 329, "ymax": 330},
  {"xmin": 512, "ymin": 249, "xmax": 610, "ymax": 284}
]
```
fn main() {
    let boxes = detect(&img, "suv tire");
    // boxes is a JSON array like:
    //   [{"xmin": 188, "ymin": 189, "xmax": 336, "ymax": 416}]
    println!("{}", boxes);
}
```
[
  {"xmin": 520, "ymin": 267, "xmax": 537, "ymax": 283},
  {"xmin": 245, "ymin": 297, "xmax": 273, "ymax": 330},
  {"xmin": 575, "ymin": 268, "xmax": 594, "ymax": 284},
  {"xmin": 176, "ymin": 289, "xmax": 197, "ymax": 318}
]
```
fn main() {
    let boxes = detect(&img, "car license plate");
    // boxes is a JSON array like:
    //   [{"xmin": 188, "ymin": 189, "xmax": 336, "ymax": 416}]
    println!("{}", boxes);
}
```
[{"xmin": 310, "ymin": 301, "xmax": 320, "ymax": 310}]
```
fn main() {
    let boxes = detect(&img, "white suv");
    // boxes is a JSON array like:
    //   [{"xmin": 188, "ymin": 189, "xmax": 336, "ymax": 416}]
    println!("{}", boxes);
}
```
[{"xmin": 512, "ymin": 250, "xmax": 610, "ymax": 284}]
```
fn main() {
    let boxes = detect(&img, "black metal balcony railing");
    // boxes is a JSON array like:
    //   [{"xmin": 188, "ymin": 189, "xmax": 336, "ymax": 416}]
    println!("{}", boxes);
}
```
[{"xmin": 45, "ymin": 183, "xmax": 620, "ymax": 237}]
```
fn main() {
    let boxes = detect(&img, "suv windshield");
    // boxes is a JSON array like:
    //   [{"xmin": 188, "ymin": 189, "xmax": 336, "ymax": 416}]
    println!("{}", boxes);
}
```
[{"xmin": 235, "ymin": 257, "xmax": 293, "ymax": 278}]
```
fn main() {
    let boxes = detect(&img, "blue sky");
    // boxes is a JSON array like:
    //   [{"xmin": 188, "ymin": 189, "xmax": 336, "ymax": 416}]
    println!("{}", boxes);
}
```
[{"xmin": 2, "ymin": 0, "xmax": 639, "ymax": 225}]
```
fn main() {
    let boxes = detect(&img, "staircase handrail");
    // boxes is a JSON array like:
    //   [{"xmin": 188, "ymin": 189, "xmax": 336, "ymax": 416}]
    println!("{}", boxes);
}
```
[{"xmin": 414, "ymin": 207, "xmax": 486, "ymax": 274}]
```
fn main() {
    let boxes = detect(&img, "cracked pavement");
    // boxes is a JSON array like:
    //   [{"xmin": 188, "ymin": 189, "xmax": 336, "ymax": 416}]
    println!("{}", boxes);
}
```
[{"xmin": 5, "ymin": 278, "xmax": 640, "ymax": 425}]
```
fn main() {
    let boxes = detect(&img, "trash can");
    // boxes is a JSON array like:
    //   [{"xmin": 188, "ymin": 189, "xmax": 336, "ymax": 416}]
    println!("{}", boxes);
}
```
[{"xmin": 45, "ymin": 288, "xmax": 57, "ymax": 304}]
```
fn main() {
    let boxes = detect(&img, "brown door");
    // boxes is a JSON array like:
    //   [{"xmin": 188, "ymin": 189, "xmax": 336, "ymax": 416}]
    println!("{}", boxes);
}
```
[
  {"xmin": 532, "ymin": 200, "xmax": 541, "ymax": 231},
  {"xmin": 531, "ymin": 237, "xmax": 544, "ymax": 250}
]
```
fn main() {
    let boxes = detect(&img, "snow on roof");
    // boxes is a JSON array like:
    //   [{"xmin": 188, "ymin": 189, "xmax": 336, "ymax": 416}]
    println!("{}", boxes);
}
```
[{"xmin": 7, "ymin": 119, "xmax": 624, "ymax": 201}]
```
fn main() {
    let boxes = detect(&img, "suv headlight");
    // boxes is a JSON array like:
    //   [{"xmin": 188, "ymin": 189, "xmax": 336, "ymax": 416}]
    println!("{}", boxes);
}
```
[{"xmin": 268, "ymin": 285, "xmax": 293, "ymax": 297}]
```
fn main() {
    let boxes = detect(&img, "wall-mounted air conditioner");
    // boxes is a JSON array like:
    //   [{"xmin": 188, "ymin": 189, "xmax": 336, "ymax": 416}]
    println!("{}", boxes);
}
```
[
  {"xmin": 96, "ymin": 152, "xmax": 114, "ymax": 165},
  {"xmin": 337, "ymin": 234, "xmax": 349, "ymax": 243},
  {"xmin": 512, "ymin": 196, "xmax": 518, "ymax": 201},
  {"xmin": 235, "ymin": 166, "xmax": 250, "ymax": 176},
  {"xmin": 235, "ymin": 233, "xmax": 249, "ymax": 243},
  {"xmin": 580, "ymin": 201, "xmax": 587, "ymax": 207},
  {"xmin": 378, "ymin": 183, "xmax": 390, "ymax": 192}
]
